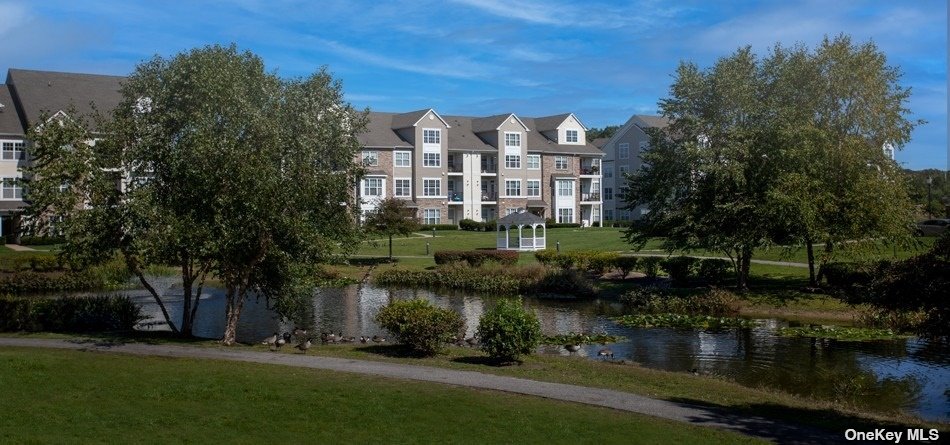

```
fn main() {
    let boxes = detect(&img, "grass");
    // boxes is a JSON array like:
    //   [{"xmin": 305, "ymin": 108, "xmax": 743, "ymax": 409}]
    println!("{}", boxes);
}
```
[
  {"xmin": 5, "ymin": 331, "xmax": 943, "ymax": 434},
  {"xmin": 0, "ymin": 346, "xmax": 761, "ymax": 444}
]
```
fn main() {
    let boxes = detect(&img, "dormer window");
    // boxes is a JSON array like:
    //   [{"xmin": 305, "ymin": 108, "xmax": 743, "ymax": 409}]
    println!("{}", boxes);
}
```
[
  {"xmin": 423, "ymin": 129, "xmax": 441, "ymax": 145},
  {"xmin": 361, "ymin": 151, "xmax": 379, "ymax": 167},
  {"xmin": 565, "ymin": 130, "xmax": 579, "ymax": 143},
  {"xmin": 505, "ymin": 132, "xmax": 521, "ymax": 148}
]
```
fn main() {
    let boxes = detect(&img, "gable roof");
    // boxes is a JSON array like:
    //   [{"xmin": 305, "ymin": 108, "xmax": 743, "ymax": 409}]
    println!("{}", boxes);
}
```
[
  {"xmin": 497, "ymin": 209, "xmax": 545, "ymax": 226},
  {"xmin": 602, "ymin": 114, "xmax": 669, "ymax": 150},
  {"xmin": 470, "ymin": 113, "xmax": 528, "ymax": 133},
  {"xmin": 390, "ymin": 108, "xmax": 450, "ymax": 129},
  {"xmin": 532, "ymin": 113, "xmax": 572, "ymax": 132},
  {"xmin": 6, "ymin": 69, "xmax": 124, "ymax": 131},
  {"xmin": 0, "ymin": 85, "xmax": 24, "ymax": 136},
  {"xmin": 359, "ymin": 112, "xmax": 414, "ymax": 148}
]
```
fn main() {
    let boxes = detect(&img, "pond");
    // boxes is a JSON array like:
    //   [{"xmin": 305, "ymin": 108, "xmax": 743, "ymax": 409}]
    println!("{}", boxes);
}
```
[{"xmin": 118, "ymin": 279, "xmax": 949, "ymax": 422}]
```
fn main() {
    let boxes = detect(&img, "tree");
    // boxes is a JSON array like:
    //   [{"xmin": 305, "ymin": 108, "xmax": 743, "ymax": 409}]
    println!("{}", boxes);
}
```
[
  {"xmin": 26, "ymin": 44, "xmax": 367, "ymax": 344},
  {"xmin": 363, "ymin": 197, "xmax": 419, "ymax": 261},
  {"xmin": 623, "ymin": 47, "xmax": 780, "ymax": 290},
  {"xmin": 623, "ymin": 36, "xmax": 920, "ymax": 289},
  {"xmin": 586, "ymin": 125, "xmax": 621, "ymax": 142}
]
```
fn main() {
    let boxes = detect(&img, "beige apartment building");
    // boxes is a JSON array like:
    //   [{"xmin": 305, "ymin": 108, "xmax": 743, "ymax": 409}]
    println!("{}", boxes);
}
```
[
  {"xmin": 357, "ymin": 110, "xmax": 604, "ymax": 226},
  {"xmin": 599, "ymin": 114, "xmax": 668, "ymax": 221}
]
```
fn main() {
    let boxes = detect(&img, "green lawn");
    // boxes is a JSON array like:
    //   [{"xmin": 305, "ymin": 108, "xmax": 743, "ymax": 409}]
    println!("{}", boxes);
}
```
[{"xmin": 0, "ymin": 347, "xmax": 760, "ymax": 444}]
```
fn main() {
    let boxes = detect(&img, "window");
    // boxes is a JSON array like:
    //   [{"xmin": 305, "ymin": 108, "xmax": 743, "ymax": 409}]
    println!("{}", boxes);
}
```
[
  {"xmin": 423, "ymin": 129, "xmax": 441, "ymax": 145},
  {"xmin": 555, "ymin": 156, "xmax": 568, "ymax": 170},
  {"xmin": 505, "ymin": 154, "xmax": 521, "ymax": 169},
  {"xmin": 423, "ymin": 152, "xmax": 441, "ymax": 167},
  {"xmin": 619, "ymin": 166, "xmax": 629, "ymax": 177},
  {"xmin": 394, "ymin": 179, "xmax": 411, "ymax": 197},
  {"xmin": 505, "ymin": 179, "xmax": 521, "ymax": 197},
  {"xmin": 604, "ymin": 209, "xmax": 614, "ymax": 221},
  {"xmin": 394, "ymin": 151, "xmax": 411, "ymax": 167},
  {"xmin": 618, "ymin": 143, "xmax": 629, "ymax": 159},
  {"xmin": 604, "ymin": 187, "xmax": 613, "ymax": 201},
  {"xmin": 362, "ymin": 178, "xmax": 382, "ymax": 196},
  {"xmin": 423, "ymin": 209, "xmax": 440, "ymax": 225},
  {"xmin": 558, "ymin": 208, "xmax": 573, "ymax": 223},
  {"xmin": 604, "ymin": 165, "xmax": 613, "ymax": 179},
  {"xmin": 557, "ymin": 180, "xmax": 573, "ymax": 197},
  {"xmin": 505, "ymin": 132, "xmax": 521, "ymax": 148},
  {"xmin": 526, "ymin": 154, "xmax": 541, "ymax": 170},
  {"xmin": 423, "ymin": 178, "xmax": 441, "ymax": 196},
  {"xmin": 526, "ymin": 180, "xmax": 540, "ymax": 197},
  {"xmin": 618, "ymin": 186, "xmax": 628, "ymax": 199},
  {"xmin": 1, "ymin": 178, "xmax": 22, "ymax": 200},
  {"xmin": 565, "ymin": 130, "xmax": 578, "ymax": 143},
  {"xmin": 361, "ymin": 151, "xmax": 379, "ymax": 167},
  {"xmin": 1, "ymin": 141, "xmax": 24, "ymax": 161}
]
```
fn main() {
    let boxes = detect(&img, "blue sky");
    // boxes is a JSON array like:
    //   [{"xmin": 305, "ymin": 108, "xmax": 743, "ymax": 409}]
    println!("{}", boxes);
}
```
[{"xmin": 0, "ymin": 0, "xmax": 946, "ymax": 169}]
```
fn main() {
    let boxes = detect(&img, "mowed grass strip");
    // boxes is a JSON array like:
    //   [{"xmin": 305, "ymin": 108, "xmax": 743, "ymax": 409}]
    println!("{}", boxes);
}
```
[{"xmin": 0, "ymin": 347, "xmax": 761, "ymax": 444}]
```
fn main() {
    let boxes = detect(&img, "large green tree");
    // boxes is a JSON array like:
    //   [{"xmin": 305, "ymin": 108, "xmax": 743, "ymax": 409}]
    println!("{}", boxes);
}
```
[
  {"xmin": 26, "ymin": 44, "xmax": 367, "ymax": 343},
  {"xmin": 363, "ymin": 197, "xmax": 420, "ymax": 261}
]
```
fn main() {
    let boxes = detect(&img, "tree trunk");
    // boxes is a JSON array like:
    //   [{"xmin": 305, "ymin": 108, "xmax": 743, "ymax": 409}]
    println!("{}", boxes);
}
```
[
  {"xmin": 180, "ymin": 263, "xmax": 195, "ymax": 337},
  {"xmin": 388, "ymin": 234, "xmax": 393, "ymax": 261},
  {"xmin": 736, "ymin": 246, "xmax": 752, "ymax": 292},
  {"xmin": 135, "ymin": 271, "xmax": 179, "ymax": 334},
  {"xmin": 805, "ymin": 234, "xmax": 817, "ymax": 287},
  {"xmin": 222, "ymin": 285, "xmax": 247, "ymax": 346}
]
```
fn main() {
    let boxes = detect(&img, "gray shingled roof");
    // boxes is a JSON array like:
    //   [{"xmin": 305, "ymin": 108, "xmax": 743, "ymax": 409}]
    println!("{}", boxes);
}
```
[
  {"xmin": 532, "ymin": 113, "xmax": 571, "ymax": 132},
  {"xmin": 359, "ymin": 112, "xmax": 413, "ymax": 148},
  {"xmin": 390, "ymin": 109, "xmax": 433, "ymax": 129},
  {"xmin": 633, "ymin": 115, "xmax": 670, "ymax": 129},
  {"xmin": 0, "ymin": 85, "xmax": 24, "ymax": 136},
  {"xmin": 470, "ymin": 114, "xmax": 513, "ymax": 133},
  {"xmin": 6, "ymin": 69, "xmax": 123, "ymax": 131},
  {"xmin": 497, "ymin": 210, "xmax": 545, "ymax": 227},
  {"xmin": 591, "ymin": 137, "xmax": 608, "ymax": 148},
  {"xmin": 358, "ymin": 111, "xmax": 606, "ymax": 156}
]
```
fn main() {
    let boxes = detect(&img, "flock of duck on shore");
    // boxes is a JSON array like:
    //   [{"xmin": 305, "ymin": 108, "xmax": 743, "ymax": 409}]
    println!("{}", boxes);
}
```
[{"xmin": 259, "ymin": 328, "xmax": 614, "ymax": 358}]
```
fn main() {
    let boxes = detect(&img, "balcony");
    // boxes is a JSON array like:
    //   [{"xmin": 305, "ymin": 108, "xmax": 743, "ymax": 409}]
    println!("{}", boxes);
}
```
[
  {"xmin": 480, "ymin": 156, "xmax": 498, "ymax": 174},
  {"xmin": 580, "ymin": 159, "xmax": 601, "ymax": 176},
  {"xmin": 581, "ymin": 192, "xmax": 601, "ymax": 202},
  {"xmin": 480, "ymin": 192, "xmax": 497, "ymax": 202},
  {"xmin": 448, "ymin": 193, "xmax": 464, "ymax": 204},
  {"xmin": 448, "ymin": 163, "xmax": 463, "ymax": 174}
]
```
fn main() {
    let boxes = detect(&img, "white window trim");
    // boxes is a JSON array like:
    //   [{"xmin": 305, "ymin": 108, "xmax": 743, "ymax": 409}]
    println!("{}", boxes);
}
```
[
  {"xmin": 504, "ymin": 179, "xmax": 522, "ymax": 198},
  {"xmin": 618, "ymin": 143, "xmax": 630, "ymax": 160},
  {"xmin": 555, "ymin": 156, "xmax": 568, "ymax": 170},
  {"xmin": 526, "ymin": 154, "xmax": 541, "ymax": 170},
  {"xmin": 420, "ymin": 177, "xmax": 444, "ymax": 198},
  {"xmin": 565, "ymin": 129, "xmax": 579, "ymax": 143},
  {"xmin": 0, "ymin": 139, "xmax": 25, "ymax": 162},
  {"xmin": 394, "ymin": 151, "xmax": 412, "ymax": 168},
  {"xmin": 504, "ymin": 154, "xmax": 521, "ymax": 170},
  {"xmin": 422, "ymin": 128, "xmax": 441, "ymax": 152},
  {"xmin": 1, "ymin": 174, "xmax": 24, "ymax": 200},
  {"xmin": 526, "ymin": 179, "xmax": 541, "ymax": 197},
  {"xmin": 361, "ymin": 151, "xmax": 379, "ymax": 167},
  {"xmin": 393, "ymin": 177, "xmax": 412, "ymax": 197},
  {"xmin": 423, "ymin": 208, "xmax": 441, "ymax": 225},
  {"xmin": 362, "ymin": 177, "xmax": 384, "ymax": 197},
  {"xmin": 423, "ymin": 152, "xmax": 441, "ymax": 168}
]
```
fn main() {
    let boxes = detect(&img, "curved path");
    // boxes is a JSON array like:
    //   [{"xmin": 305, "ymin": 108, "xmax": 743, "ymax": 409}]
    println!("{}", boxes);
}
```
[{"xmin": 0, "ymin": 337, "xmax": 837, "ymax": 444}]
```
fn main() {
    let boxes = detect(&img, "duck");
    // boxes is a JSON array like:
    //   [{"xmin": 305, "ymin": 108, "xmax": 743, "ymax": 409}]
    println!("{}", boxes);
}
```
[
  {"xmin": 372, "ymin": 335, "xmax": 386, "ymax": 343},
  {"xmin": 275, "ymin": 334, "xmax": 287, "ymax": 350},
  {"xmin": 359, "ymin": 336, "xmax": 368, "ymax": 344},
  {"xmin": 296, "ymin": 338, "xmax": 312, "ymax": 354},
  {"xmin": 293, "ymin": 327, "xmax": 308, "ymax": 338},
  {"xmin": 564, "ymin": 344, "xmax": 581, "ymax": 355},
  {"xmin": 597, "ymin": 348, "xmax": 614, "ymax": 358},
  {"xmin": 321, "ymin": 332, "xmax": 336, "ymax": 344},
  {"xmin": 261, "ymin": 332, "xmax": 278, "ymax": 347}
]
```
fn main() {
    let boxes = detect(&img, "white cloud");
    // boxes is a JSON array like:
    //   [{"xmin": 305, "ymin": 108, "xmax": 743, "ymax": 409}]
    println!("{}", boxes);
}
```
[{"xmin": 309, "ymin": 37, "xmax": 495, "ymax": 80}]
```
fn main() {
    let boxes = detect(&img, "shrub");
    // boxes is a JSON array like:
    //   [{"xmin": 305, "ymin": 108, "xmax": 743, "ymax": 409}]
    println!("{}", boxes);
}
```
[
  {"xmin": 819, "ymin": 262, "xmax": 878, "ymax": 290},
  {"xmin": 419, "ymin": 224, "xmax": 459, "ymax": 231},
  {"xmin": 19, "ymin": 236, "xmax": 66, "ymax": 246},
  {"xmin": 482, "ymin": 219, "xmax": 497, "ymax": 232},
  {"xmin": 0, "ymin": 253, "xmax": 65, "ymax": 273},
  {"xmin": 620, "ymin": 287, "xmax": 739, "ymax": 316},
  {"xmin": 375, "ymin": 299, "xmax": 464, "ymax": 356},
  {"xmin": 0, "ymin": 270, "xmax": 104, "ymax": 294},
  {"xmin": 0, "ymin": 295, "xmax": 145, "ymax": 333},
  {"xmin": 613, "ymin": 256, "xmax": 639, "ymax": 278},
  {"xmin": 586, "ymin": 252, "xmax": 619, "ymax": 275},
  {"xmin": 532, "ymin": 268, "xmax": 595, "ymax": 297},
  {"xmin": 639, "ymin": 256, "xmax": 662, "ymax": 278},
  {"xmin": 695, "ymin": 259, "xmax": 732, "ymax": 284},
  {"xmin": 434, "ymin": 250, "xmax": 519, "ymax": 267},
  {"xmin": 534, "ymin": 250, "xmax": 559, "ymax": 266},
  {"xmin": 458, "ymin": 219, "xmax": 485, "ymax": 231},
  {"xmin": 477, "ymin": 298, "xmax": 542, "ymax": 363},
  {"xmin": 660, "ymin": 256, "xmax": 697, "ymax": 285}
]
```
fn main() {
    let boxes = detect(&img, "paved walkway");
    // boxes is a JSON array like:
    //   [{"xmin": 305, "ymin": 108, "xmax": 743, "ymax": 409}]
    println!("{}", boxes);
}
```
[
  {"xmin": 0, "ymin": 337, "xmax": 838, "ymax": 444},
  {"xmin": 4, "ymin": 244, "xmax": 36, "ymax": 252}
]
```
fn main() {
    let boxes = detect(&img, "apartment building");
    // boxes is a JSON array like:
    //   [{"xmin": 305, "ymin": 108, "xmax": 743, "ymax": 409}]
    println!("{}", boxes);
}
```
[
  {"xmin": 357, "ymin": 110, "xmax": 604, "ymax": 226},
  {"xmin": 600, "ymin": 114, "xmax": 668, "ymax": 221}
]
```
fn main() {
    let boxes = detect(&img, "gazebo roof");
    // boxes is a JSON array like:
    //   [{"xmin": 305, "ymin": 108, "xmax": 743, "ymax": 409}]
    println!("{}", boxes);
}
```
[{"xmin": 497, "ymin": 210, "xmax": 545, "ymax": 226}]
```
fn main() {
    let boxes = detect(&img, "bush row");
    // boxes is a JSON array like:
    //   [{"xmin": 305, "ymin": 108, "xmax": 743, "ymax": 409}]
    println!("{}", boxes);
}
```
[
  {"xmin": 0, "ymin": 295, "xmax": 145, "ymax": 333},
  {"xmin": 534, "ymin": 251, "xmax": 731, "ymax": 284},
  {"xmin": 18, "ymin": 236, "xmax": 66, "ymax": 246},
  {"xmin": 458, "ymin": 219, "xmax": 497, "ymax": 232},
  {"xmin": 434, "ymin": 250, "xmax": 519, "ymax": 267},
  {"xmin": 418, "ymin": 224, "xmax": 459, "ymax": 231},
  {"xmin": 0, "ymin": 271, "xmax": 104, "ymax": 294},
  {"xmin": 375, "ymin": 297, "xmax": 541, "ymax": 361},
  {"xmin": 0, "ymin": 253, "xmax": 66, "ymax": 273},
  {"xmin": 374, "ymin": 262, "xmax": 595, "ymax": 297},
  {"xmin": 620, "ymin": 287, "xmax": 740, "ymax": 317}
]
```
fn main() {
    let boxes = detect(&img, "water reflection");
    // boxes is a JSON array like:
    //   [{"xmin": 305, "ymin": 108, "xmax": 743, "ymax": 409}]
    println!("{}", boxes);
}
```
[{"xmin": 120, "ymin": 283, "xmax": 948, "ymax": 422}]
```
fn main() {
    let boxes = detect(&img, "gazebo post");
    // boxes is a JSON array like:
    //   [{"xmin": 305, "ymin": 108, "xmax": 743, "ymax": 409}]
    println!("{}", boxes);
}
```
[
  {"xmin": 517, "ymin": 225, "xmax": 523, "ymax": 250},
  {"xmin": 532, "ymin": 224, "xmax": 537, "ymax": 251}
]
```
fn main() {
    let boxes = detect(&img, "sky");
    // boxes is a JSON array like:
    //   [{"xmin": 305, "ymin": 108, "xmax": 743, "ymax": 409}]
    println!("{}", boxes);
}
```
[{"xmin": 0, "ymin": 0, "xmax": 946, "ymax": 170}]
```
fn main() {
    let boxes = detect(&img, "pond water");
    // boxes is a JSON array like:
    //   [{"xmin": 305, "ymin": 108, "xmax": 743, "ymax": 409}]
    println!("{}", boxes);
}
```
[{"xmin": 118, "ymin": 280, "xmax": 949, "ymax": 422}]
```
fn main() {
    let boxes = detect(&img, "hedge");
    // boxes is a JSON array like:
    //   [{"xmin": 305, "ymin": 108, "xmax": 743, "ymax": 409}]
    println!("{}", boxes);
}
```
[
  {"xmin": 660, "ymin": 256, "xmax": 698, "ymax": 285},
  {"xmin": 19, "ymin": 236, "xmax": 66, "ymax": 246},
  {"xmin": 0, "ymin": 254, "xmax": 66, "ymax": 273},
  {"xmin": 0, "ymin": 295, "xmax": 145, "ymax": 333},
  {"xmin": 459, "ymin": 219, "xmax": 485, "ymax": 231},
  {"xmin": 0, "ymin": 270, "xmax": 106, "ymax": 294},
  {"xmin": 434, "ymin": 250, "xmax": 519, "ymax": 267},
  {"xmin": 419, "ymin": 224, "xmax": 459, "ymax": 231}
]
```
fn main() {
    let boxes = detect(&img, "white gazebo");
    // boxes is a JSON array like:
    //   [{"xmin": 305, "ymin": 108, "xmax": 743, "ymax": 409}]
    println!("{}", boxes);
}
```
[{"xmin": 496, "ymin": 210, "xmax": 546, "ymax": 251}]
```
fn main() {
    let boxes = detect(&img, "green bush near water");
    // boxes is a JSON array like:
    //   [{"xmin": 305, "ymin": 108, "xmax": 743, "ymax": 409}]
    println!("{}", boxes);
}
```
[
  {"xmin": 477, "ymin": 298, "xmax": 542, "ymax": 363},
  {"xmin": 375, "ymin": 299, "xmax": 464, "ymax": 356},
  {"xmin": 374, "ymin": 263, "xmax": 595, "ymax": 297},
  {"xmin": 434, "ymin": 250, "xmax": 519, "ymax": 267},
  {"xmin": 613, "ymin": 313, "xmax": 756, "ymax": 329},
  {"xmin": 620, "ymin": 287, "xmax": 740, "ymax": 317},
  {"xmin": 0, "ymin": 295, "xmax": 145, "ymax": 332}
]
